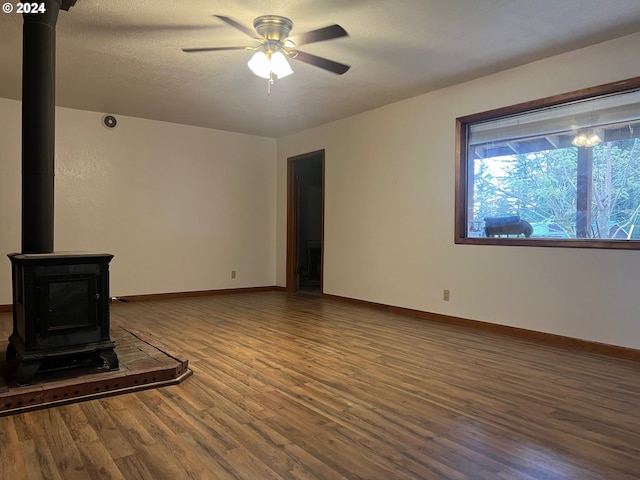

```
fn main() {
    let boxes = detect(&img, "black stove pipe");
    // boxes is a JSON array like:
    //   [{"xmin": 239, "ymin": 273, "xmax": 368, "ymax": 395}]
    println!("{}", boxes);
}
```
[
  {"xmin": 21, "ymin": 0, "xmax": 76, "ymax": 254},
  {"xmin": 21, "ymin": 2, "xmax": 60, "ymax": 253}
]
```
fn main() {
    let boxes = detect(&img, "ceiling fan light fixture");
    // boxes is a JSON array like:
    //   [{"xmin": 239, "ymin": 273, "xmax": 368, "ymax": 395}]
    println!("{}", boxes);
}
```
[
  {"xmin": 184, "ymin": 14, "xmax": 350, "ymax": 88},
  {"xmin": 248, "ymin": 50, "xmax": 293, "ymax": 80},
  {"xmin": 248, "ymin": 51, "xmax": 272, "ymax": 79},
  {"xmin": 271, "ymin": 51, "xmax": 293, "ymax": 78},
  {"xmin": 572, "ymin": 128, "xmax": 603, "ymax": 147}
]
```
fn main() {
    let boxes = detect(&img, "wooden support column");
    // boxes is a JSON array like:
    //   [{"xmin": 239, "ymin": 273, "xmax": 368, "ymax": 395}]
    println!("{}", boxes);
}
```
[{"xmin": 576, "ymin": 146, "xmax": 593, "ymax": 238}]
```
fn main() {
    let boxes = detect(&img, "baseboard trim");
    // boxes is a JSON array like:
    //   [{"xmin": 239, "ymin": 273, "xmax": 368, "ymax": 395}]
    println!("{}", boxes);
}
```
[
  {"xmin": 0, "ymin": 286, "xmax": 286, "ymax": 312},
  {"xmin": 6, "ymin": 290, "xmax": 637, "ymax": 361},
  {"xmin": 322, "ymin": 293, "xmax": 640, "ymax": 362},
  {"xmin": 122, "ymin": 285, "xmax": 285, "ymax": 302}
]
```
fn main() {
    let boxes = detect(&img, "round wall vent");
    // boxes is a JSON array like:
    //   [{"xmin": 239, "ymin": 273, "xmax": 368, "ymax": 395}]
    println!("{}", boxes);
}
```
[{"xmin": 102, "ymin": 115, "xmax": 118, "ymax": 129}]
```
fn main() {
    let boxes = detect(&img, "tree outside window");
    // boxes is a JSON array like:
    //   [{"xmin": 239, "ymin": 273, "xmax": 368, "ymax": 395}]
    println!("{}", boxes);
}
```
[{"xmin": 456, "ymin": 78, "xmax": 640, "ymax": 249}]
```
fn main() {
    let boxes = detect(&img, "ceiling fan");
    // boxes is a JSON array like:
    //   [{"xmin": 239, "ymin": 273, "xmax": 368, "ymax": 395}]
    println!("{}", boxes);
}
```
[{"xmin": 182, "ymin": 15, "xmax": 350, "ymax": 91}]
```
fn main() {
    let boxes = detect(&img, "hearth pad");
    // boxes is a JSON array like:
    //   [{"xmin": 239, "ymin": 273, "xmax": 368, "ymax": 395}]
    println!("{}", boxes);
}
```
[{"xmin": 0, "ymin": 326, "xmax": 191, "ymax": 416}]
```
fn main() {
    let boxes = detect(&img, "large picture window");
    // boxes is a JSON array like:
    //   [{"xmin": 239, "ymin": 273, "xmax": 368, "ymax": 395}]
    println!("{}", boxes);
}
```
[{"xmin": 456, "ymin": 77, "xmax": 640, "ymax": 249}]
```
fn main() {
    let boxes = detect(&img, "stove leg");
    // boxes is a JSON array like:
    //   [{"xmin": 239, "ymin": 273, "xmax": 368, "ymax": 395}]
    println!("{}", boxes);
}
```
[
  {"xmin": 17, "ymin": 360, "xmax": 41, "ymax": 386},
  {"xmin": 5, "ymin": 342, "xmax": 17, "ymax": 362},
  {"xmin": 100, "ymin": 349, "xmax": 119, "ymax": 371}
]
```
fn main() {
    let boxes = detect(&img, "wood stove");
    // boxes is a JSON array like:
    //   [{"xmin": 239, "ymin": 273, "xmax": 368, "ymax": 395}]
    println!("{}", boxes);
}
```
[
  {"xmin": 4, "ymin": 0, "xmax": 119, "ymax": 385},
  {"xmin": 7, "ymin": 253, "xmax": 118, "ymax": 385}
]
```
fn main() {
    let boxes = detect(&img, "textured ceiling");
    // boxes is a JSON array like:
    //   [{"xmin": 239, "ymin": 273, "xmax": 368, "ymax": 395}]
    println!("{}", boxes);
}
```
[{"xmin": 1, "ymin": 0, "xmax": 640, "ymax": 138}]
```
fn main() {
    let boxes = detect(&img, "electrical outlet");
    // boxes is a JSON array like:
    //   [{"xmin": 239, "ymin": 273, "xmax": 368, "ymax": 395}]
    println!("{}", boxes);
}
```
[
  {"xmin": 231, "ymin": 270, "xmax": 236, "ymax": 279},
  {"xmin": 443, "ymin": 289, "xmax": 450, "ymax": 301}
]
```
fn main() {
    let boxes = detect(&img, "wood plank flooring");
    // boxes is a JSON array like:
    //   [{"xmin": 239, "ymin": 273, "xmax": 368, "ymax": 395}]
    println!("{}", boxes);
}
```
[{"xmin": 1, "ymin": 291, "xmax": 639, "ymax": 479}]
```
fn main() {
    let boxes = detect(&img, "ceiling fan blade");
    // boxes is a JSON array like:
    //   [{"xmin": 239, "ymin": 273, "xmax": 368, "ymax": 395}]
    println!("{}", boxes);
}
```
[
  {"xmin": 182, "ymin": 46, "xmax": 247, "ymax": 53},
  {"xmin": 289, "ymin": 24, "xmax": 348, "ymax": 46},
  {"xmin": 213, "ymin": 15, "xmax": 257, "ymax": 39},
  {"xmin": 291, "ymin": 51, "xmax": 350, "ymax": 75}
]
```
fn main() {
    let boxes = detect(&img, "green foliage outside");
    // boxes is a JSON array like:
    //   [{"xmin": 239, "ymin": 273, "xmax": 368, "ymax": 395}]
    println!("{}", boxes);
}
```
[{"xmin": 472, "ymin": 138, "xmax": 640, "ymax": 238}]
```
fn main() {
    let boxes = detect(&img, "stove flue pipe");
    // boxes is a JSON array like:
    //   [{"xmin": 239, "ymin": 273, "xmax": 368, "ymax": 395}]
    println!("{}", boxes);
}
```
[{"xmin": 21, "ymin": 0, "xmax": 77, "ymax": 253}]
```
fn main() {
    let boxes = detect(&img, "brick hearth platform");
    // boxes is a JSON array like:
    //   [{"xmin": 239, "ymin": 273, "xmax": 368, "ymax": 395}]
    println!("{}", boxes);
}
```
[{"xmin": 1, "ymin": 326, "xmax": 191, "ymax": 416}]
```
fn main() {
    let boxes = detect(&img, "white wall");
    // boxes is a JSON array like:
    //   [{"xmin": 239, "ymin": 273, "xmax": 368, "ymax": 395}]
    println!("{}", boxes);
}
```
[
  {"xmin": 0, "ymin": 100, "xmax": 277, "ymax": 303},
  {"xmin": 3, "ymin": 32, "xmax": 639, "ymax": 350},
  {"xmin": 276, "ymin": 32, "xmax": 640, "ymax": 350}
]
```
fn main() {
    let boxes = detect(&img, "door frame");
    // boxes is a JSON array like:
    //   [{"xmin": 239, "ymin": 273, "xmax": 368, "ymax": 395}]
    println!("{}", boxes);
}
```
[{"xmin": 286, "ymin": 150, "xmax": 325, "ymax": 293}]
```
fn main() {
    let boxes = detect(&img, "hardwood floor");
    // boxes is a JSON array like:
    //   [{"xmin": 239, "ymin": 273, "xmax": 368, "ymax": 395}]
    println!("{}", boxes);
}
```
[{"xmin": 1, "ymin": 291, "xmax": 639, "ymax": 479}]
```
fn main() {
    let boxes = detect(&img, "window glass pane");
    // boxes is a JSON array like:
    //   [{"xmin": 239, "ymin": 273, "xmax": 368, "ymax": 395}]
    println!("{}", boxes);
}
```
[
  {"xmin": 465, "ymin": 88, "xmax": 640, "ymax": 241},
  {"xmin": 469, "ymin": 89, "xmax": 640, "ymax": 145}
]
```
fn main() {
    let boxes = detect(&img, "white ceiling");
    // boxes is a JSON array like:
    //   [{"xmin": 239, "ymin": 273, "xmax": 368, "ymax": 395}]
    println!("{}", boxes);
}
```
[{"xmin": 2, "ymin": 0, "xmax": 640, "ymax": 138}]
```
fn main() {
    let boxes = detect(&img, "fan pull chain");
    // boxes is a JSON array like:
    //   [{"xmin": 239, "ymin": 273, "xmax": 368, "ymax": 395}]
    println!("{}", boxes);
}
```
[{"xmin": 267, "ymin": 72, "xmax": 275, "ymax": 95}]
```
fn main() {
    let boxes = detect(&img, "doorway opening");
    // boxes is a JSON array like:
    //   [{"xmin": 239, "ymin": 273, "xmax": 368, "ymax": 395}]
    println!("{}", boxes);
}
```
[{"xmin": 286, "ymin": 150, "xmax": 324, "ymax": 294}]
